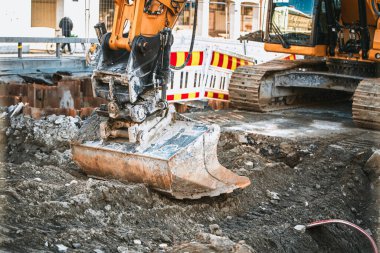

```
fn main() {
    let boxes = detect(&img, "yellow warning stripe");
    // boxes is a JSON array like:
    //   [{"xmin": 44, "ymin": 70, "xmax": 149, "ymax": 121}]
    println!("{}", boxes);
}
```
[
  {"xmin": 188, "ymin": 92, "xmax": 197, "ymax": 99},
  {"xmin": 205, "ymin": 91, "xmax": 229, "ymax": 100},
  {"xmin": 222, "ymin": 54, "xmax": 228, "ymax": 69},
  {"xmin": 231, "ymin": 57, "xmax": 238, "ymax": 70},
  {"xmin": 176, "ymin": 52, "xmax": 185, "ymax": 67},
  {"xmin": 191, "ymin": 51, "xmax": 200, "ymax": 66},
  {"xmin": 212, "ymin": 52, "xmax": 220, "ymax": 66},
  {"xmin": 174, "ymin": 94, "xmax": 182, "ymax": 100}
]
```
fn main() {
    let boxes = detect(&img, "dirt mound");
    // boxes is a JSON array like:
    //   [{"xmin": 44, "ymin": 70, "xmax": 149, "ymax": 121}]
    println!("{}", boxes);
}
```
[{"xmin": 6, "ymin": 114, "xmax": 80, "ymax": 165}]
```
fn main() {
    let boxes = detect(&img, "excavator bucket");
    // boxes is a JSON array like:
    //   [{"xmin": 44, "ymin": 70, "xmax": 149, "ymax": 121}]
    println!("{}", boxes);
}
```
[{"xmin": 72, "ymin": 121, "xmax": 250, "ymax": 199}]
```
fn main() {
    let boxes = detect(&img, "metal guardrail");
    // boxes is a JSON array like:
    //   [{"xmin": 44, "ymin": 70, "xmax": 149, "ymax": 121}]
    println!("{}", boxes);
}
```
[{"xmin": 0, "ymin": 37, "xmax": 98, "ymax": 58}]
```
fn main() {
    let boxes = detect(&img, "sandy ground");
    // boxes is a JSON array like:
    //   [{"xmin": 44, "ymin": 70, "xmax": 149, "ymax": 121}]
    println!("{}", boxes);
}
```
[{"xmin": 0, "ymin": 103, "xmax": 379, "ymax": 253}]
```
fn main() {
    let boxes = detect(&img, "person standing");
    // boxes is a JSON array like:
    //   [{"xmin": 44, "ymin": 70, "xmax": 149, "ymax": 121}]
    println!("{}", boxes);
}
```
[{"xmin": 59, "ymin": 17, "xmax": 74, "ymax": 53}]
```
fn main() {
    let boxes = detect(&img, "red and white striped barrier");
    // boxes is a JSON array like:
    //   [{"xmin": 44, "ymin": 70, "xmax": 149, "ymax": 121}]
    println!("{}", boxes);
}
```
[{"xmin": 166, "ymin": 47, "xmax": 254, "ymax": 102}]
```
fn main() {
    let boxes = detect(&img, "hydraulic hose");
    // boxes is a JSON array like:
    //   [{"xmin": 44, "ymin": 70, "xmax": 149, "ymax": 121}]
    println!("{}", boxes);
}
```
[
  {"xmin": 170, "ymin": 0, "xmax": 198, "ymax": 70},
  {"xmin": 306, "ymin": 219, "xmax": 378, "ymax": 253}
]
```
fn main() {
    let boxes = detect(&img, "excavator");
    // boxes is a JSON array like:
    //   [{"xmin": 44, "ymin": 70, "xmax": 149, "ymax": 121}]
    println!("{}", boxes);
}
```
[
  {"xmin": 71, "ymin": 0, "xmax": 250, "ymax": 199},
  {"xmin": 230, "ymin": 0, "xmax": 380, "ymax": 130}
]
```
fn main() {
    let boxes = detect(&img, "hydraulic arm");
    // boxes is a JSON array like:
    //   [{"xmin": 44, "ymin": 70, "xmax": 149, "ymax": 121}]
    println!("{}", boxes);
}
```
[{"xmin": 72, "ymin": 0, "xmax": 250, "ymax": 199}]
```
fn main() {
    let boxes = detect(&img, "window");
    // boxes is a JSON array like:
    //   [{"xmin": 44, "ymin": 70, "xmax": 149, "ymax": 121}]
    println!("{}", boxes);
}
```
[
  {"xmin": 31, "ymin": 0, "xmax": 57, "ymax": 28},
  {"xmin": 209, "ymin": 0, "xmax": 228, "ymax": 38},
  {"xmin": 240, "ymin": 3, "xmax": 260, "ymax": 35},
  {"xmin": 269, "ymin": 0, "xmax": 315, "ymax": 46},
  {"xmin": 99, "ymin": 0, "xmax": 115, "ymax": 31}
]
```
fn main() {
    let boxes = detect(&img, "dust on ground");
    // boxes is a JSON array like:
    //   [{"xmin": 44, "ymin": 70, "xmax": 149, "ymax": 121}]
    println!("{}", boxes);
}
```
[{"xmin": 0, "ymin": 104, "xmax": 379, "ymax": 253}]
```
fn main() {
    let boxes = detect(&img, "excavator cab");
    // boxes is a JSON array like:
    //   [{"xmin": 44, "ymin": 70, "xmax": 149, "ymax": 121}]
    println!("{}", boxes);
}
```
[
  {"xmin": 264, "ymin": 0, "xmax": 380, "ymax": 61},
  {"xmin": 264, "ymin": 0, "xmax": 330, "ymax": 56}
]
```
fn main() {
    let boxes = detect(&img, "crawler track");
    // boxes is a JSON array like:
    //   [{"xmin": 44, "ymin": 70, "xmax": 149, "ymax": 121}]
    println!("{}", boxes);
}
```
[
  {"xmin": 230, "ymin": 59, "xmax": 380, "ymax": 131},
  {"xmin": 229, "ymin": 60, "xmax": 299, "ymax": 112},
  {"xmin": 353, "ymin": 78, "xmax": 380, "ymax": 130},
  {"xmin": 229, "ymin": 59, "xmax": 337, "ymax": 112}
]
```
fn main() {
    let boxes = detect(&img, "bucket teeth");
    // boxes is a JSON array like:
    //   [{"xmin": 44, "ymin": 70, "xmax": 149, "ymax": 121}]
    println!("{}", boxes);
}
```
[{"xmin": 72, "ymin": 121, "xmax": 251, "ymax": 199}]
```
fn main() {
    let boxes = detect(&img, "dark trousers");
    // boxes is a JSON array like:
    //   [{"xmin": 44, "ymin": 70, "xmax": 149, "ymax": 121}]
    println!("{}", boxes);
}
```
[
  {"xmin": 61, "ymin": 32, "xmax": 72, "ymax": 52},
  {"xmin": 61, "ymin": 43, "xmax": 72, "ymax": 52}
]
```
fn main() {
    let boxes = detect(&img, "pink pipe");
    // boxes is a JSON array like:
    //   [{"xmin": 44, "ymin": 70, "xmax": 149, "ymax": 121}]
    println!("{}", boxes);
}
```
[{"xmin": 306, "ymin": 219, "xmax": 378, "ymax": 253}]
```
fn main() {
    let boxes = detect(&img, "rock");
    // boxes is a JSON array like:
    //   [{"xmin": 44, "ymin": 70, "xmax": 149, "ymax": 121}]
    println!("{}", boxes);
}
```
[
  {"xmin": 209, "ymin": 224, "xmax": 223, "ymax": 236},
  {"xmin": 198, "ymin": 232, "xmax": 235, "ymax": 249},
  {"xmin": 245, "ymin": 161, "xmax": 254, "ymax": 167},
  {"xmin": 44, "ymin": 241, "xmax": 49, "ymax": 247},
  {"xmin": 117, "ymin": 246, "xmax": 129, "ymax": 253},
  {"xmin": 159, "ymin": 243, "xmax": 168, "ymax": 249},
  {"xmin": 0, "ymin": 111, "xmax": 8, "ymax": 119},
  {"xmin": 47, "ymin": 115, "xmax": 58, "ymax": 122},
  {"xmin": 329, "ymin": 144, "xmax": 345, "ymax": 151},
  {"xmin": 93, "ymin": 249, "xmax": 105, "ymax": 253},
  {"xmin": 69, "ymin": 116, "xmax": 80, "ymax": 124},
  {"xmin": 238, "ymin": 134, "xmax": 248, "ymax": 143},
  {"xmin": 54, "ymin": 117, "xmax": 64, "ymax": 125},
  {"xmin": 315, "ymin": 184, "xmax": 321, "ymax": 189},
  {"xmin": 71, "ymin": 193, "xmax": 90, "ymax": 205},
  {"xmin": 294, "ymin": 225, "xmax": 306, "ymax": 233},
  {"xmin": 209, "ymin": 224, "xmax": 220, "ymax": 232},
  {"xmin": 133, "ymin": 239, "xmax": 142, "ymax": 245},
  {"xmin": 160, "ymin": 233, "xmax": 172, "ymax": 243},
  {"xmin": 104, "ymin": 204, "xmax": 112, "ymax": 211},
  {"xmin": 266, "ymin": 190, "xmax": 280, "ymax": 200},
  {"xmin": 10, "ymin": 102, "xmax": 25, "ymax": 117},
  {"xmin": 72, "ymin": 243, "xmax": 81, "ymax": 249},
  {"xmin": 364, "ymin": 150, "xmax": 380, "ymax": 178},
  {"xmin": 234, "ymin": 242, "xmax": 256, "ymax": 253},
  {"xmin": 280, "ymin": 142, "xmax": 292, "ymax": 153},
  {"xmin": 238, "ymin": 168, "xmax": 248, "ymax": 175},
  {"xmin": 65, "ymin": 180, "xmax": 78, "ymax": 187},
  {"xmin": 34, "ymin": 177, "xmax": 42, "ymax": 182},
  {"xmin": 227, "ymin": 216, "xmax": 232, "ymax": 220},
  {"xmin": 55, "ymin": 244, "xmax": 68, "ymax": 253}
]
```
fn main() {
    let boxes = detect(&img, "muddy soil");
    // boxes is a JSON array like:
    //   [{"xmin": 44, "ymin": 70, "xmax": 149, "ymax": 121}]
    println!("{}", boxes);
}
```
[{"xmin": 0, "ymin": 110, "xmax": 379, "ymax": 253}]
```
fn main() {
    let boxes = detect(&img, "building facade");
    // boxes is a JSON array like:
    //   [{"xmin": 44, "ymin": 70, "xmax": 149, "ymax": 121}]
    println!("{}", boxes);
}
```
[
  {"xmin": 0, "ymin": 0, "xmax": 100, "ymax": 38},
  {"xmin": 0, "ymin": 0, "xmax": 263, "ymax": 39}
]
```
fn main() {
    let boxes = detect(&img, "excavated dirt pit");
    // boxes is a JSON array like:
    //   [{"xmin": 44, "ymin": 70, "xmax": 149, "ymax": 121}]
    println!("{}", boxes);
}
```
[{"xmin": 0, "ymin": 103, "xmax": 380, "ymax": 253}]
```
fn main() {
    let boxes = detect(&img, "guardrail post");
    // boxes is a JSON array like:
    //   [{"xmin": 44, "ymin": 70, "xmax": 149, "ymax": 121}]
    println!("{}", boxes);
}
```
[
  {"xmin": 56, "ymin": 43, "xmax": 61, "ymax": 58},
  {"xmin": 17, "ymin": 42, "xmax": 22, "ymax": 58}
]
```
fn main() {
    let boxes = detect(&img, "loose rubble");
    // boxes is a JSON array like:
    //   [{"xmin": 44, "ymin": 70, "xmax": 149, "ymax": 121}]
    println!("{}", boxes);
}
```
[{"xmin": 0, "ymin": 112, "xmax": 379, "ymax": 252}]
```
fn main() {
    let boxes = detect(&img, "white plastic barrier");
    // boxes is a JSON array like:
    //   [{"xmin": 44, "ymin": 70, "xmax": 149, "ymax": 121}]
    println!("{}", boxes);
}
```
[
  {"xmin": 166, "ymin": 47, "xmax": 254, "ymax": 102},
  {"xmin": 167, "ymin": 50, "xmax": 206, "ymax": 101},
  {"xmin": 166, "ymin": 46, "xmax": 298, "ymax": 103}
]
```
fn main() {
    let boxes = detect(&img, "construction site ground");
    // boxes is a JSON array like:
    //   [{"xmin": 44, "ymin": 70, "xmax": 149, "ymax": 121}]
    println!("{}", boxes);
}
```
[{"xmin": 1, "ymin": 101, "xmax": 379, "ymax": 253}]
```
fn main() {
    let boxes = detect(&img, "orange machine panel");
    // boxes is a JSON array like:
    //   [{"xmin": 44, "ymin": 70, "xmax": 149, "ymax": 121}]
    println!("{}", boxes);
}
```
[{"xmin": 109, "ymin": 0, "xmax": 185, "ymax": 51}]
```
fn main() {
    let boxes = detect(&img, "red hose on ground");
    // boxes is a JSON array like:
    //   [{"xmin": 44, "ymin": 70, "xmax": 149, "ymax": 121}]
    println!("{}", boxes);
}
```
[{"xmin": 306, "ymin": 219, "xmax": 378, "ymax": 253}]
